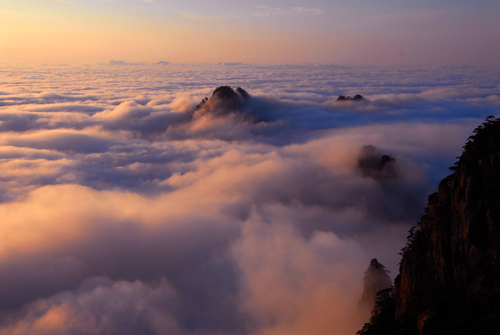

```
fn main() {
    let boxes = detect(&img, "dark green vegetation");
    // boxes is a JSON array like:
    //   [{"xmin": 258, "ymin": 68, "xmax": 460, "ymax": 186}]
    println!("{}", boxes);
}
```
[{"xmin": 358, "ymin": 116, "xmax": 500, "ymax": 335}]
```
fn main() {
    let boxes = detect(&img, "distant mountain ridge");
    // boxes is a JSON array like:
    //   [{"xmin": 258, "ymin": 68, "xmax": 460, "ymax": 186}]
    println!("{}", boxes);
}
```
[{"xmin": 358, "ymin": 116, "xmax": 500, "ymax": 335}]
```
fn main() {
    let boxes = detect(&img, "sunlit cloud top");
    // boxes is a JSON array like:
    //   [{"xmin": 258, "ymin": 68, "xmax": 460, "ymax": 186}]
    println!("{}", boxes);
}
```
[{"xmin": 0, "ymin": 61, "xmax": 498, "ymax": 335}]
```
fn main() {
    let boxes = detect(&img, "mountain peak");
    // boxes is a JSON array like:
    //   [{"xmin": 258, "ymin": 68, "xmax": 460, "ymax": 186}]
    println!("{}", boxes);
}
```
[{"xmin": 359, "ymin": 259, "xmax": 392, "ymax": 313}]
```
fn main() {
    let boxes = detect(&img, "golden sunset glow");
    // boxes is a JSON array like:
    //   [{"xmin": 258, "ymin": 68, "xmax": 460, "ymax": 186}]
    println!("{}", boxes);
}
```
[
  {"xmin": 1, "ymin": 1, "xmax": 499, "ymax": 66},
  {"xmin": 0, "ymin": 1, "xmax": 498, "ymax": 334}
]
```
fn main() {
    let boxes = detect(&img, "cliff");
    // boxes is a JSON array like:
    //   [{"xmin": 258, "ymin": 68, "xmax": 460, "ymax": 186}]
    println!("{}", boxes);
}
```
[{"xmin": 358, "ymin": 116, "xmax": 500, "ymax": 335}]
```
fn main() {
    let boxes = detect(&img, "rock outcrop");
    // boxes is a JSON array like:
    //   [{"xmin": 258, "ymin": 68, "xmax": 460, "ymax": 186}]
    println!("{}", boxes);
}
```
[
  {"xmin": 358, "ymin": 145, "xmax": 398, "ymax": 179},
  {"xmin": 358, "ymin": 116, "xmax": 500, "ymax": 335},
  {"xmin": 359, "ymin": 259, "xmax": 392, "ymax": 313},
  {"xmin": 196, "ymin": 86, "xmax": 250, "ymax": 116},
  {"xmin": 336, "ymin": 94, "xmax": 364, "ymax": 102}
]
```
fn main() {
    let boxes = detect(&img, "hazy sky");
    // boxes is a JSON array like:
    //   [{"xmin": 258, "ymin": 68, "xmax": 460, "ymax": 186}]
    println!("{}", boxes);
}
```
[{"xmin": 1, "ymin": 0, "xmax": 499, "ymax": 65}]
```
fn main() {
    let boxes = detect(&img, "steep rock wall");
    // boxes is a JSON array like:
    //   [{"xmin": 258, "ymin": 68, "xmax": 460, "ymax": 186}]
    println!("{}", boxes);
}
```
[{"xmin": 359, "ymin": 116, "xmax": 500, "ymax": 335}]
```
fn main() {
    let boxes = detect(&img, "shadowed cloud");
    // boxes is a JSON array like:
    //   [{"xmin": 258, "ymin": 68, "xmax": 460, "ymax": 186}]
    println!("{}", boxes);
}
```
[{"xmin": 0, "ymin": 64, "xmax": 498, "ymax": 334}]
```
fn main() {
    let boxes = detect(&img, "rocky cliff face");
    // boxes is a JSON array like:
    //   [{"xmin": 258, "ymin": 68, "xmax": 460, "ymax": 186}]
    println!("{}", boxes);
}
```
[{"xmin": 358, "ymin": 116, "xmax": 500, "ymax": 335}]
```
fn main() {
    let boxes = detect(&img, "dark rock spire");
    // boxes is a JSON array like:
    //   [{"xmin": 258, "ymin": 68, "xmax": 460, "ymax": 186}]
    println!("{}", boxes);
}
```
[
  {"xmin": 196, "ymin": 86, "xmax": 250, "ymax": 114},
  {"xmin": 359, "ymin": 259, "xmax": 392, "ymax": 313},
  {"xmin": 358, "ymin": 116, "xmax": 500, "ymax": 335}
]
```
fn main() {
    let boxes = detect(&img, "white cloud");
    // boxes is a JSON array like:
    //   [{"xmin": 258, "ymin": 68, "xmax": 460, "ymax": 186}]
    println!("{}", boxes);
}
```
[{"xmin": 0, "ymin": 63, "xmax": 498, "ymax": 334}]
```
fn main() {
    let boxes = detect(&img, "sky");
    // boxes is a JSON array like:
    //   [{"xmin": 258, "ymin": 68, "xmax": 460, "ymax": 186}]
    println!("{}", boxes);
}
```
[
  {"xmin": 1, "ymin": 0, "xmax": 499, "ymax": 65},
  {"xmin": 0, "ymin": 63, "xmax": 499, "ymax": 334}
]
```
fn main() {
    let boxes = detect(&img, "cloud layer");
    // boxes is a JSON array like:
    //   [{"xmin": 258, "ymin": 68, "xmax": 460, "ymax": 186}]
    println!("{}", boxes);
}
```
[{"xmin": 0, "ymin": 64, "xmax": 498, "ymax": 334}]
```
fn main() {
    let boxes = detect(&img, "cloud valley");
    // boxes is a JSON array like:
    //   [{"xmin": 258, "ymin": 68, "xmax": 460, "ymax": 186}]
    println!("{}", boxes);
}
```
[{"xmin": 0, "ymin": 64, "xmax": 498, "ymax": 335}]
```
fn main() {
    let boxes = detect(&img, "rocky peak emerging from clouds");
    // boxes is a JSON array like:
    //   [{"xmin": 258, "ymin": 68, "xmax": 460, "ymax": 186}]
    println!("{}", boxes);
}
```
[
  {"xmin": 336, "ymin": 94, "xmax": 364, "ymax": 102},
  {"xmin": 359, "ymin": 259, "xmax": 392, "ymax": 312},
  {"xmin": 358, "ymin": 116, "xmax": 500, "ymax": 335},
  {"xmin": 196, "ymin": 86, "xmax": 250, "ymax": 115},
  {"xmin": 358, "ymin": 145, "xmax": 398, "ymax": 179}
]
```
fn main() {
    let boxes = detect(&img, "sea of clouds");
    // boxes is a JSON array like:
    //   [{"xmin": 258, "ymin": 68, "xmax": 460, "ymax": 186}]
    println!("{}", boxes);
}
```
[{"xmin": 0, "ymin": 63, "xmax": 499, "ymax": 335}]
